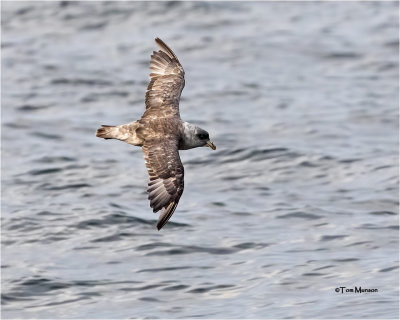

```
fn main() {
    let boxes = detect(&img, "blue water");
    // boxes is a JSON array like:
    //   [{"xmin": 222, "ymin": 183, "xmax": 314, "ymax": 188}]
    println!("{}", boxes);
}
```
[{"xmin": 1, "ymin": 1, "xmax": 399, "ymax": 319}]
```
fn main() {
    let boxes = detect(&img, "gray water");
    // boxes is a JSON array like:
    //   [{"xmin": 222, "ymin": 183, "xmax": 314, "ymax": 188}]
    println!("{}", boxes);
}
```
[{"xmin": 1, "ymin": 1, "xmax": 399, "ymax": 319}]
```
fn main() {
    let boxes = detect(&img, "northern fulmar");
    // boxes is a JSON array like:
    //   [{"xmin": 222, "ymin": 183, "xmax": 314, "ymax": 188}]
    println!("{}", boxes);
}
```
[{"xmin": 96, "ymin": 38, "xmax": 216, "ymax": 230}]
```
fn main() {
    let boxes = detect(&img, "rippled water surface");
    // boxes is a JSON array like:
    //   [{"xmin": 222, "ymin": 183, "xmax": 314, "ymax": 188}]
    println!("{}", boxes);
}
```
[{"xmin": 1, "ymin": 1, "xmax": 399, "ymax": 319}]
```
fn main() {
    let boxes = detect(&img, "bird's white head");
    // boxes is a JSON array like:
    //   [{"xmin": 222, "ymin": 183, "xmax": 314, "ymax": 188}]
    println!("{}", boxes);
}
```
[{"xmin": 181, "ymin": 122, "xmax": 216, "ymax": 150}]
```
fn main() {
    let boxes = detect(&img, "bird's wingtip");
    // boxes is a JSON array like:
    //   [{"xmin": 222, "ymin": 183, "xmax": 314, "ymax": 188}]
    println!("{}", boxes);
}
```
[
  {"xmin": 156, "ymin": 202, "xmax": 178, "ymax": 230},
  {"xmin": 154, "ymin": 37, "xmax": 162, "ymax": 45},
  {"xmin": 154, "ymin": 37, "xmax": 178, "ymax": 61}
]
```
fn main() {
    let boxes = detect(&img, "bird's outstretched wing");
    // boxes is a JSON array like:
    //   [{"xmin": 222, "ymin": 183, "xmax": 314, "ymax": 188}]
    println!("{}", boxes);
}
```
[
  {"xmin": 142, "ymin": 138, "xmax": 184, "ymax": 230},
  {"xmin": 142, "ymin": 38, "xmax": 185, "ymax": 120}
]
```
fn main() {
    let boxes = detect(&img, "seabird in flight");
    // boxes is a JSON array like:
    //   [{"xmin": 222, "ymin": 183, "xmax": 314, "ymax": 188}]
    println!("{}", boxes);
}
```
[{"xmin": 96, "ymin": 38, "xmax": 216, "ymax": 230}]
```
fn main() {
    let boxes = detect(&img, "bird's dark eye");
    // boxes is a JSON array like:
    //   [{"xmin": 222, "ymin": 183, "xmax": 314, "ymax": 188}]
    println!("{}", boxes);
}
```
[{"xmin": 198, "ymin": 133, "xmax": 208, "ymax": 140}]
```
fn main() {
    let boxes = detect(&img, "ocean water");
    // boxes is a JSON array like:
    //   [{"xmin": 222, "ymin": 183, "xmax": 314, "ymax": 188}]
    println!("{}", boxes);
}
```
[{"xmin": 1, "ymin": 1, "xmax": 399, "ymax": 319}]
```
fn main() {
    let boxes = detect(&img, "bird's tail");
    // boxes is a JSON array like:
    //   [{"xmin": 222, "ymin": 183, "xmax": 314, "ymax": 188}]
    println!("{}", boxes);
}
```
[{"xmin": 96, "ymin": 125, "xmax": 119, "ymax": 140}]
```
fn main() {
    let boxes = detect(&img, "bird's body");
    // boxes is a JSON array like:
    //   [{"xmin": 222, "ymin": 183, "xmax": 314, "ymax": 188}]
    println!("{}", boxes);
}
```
[{"xmin": 96, "ymin": 38, "xmax": 215, "ymax": 230}]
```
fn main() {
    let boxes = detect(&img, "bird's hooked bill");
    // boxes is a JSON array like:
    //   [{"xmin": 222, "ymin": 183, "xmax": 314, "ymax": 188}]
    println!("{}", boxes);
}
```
[{"xmin": 206, "ymin": 140, "xmax": 216, "ymax": 150}]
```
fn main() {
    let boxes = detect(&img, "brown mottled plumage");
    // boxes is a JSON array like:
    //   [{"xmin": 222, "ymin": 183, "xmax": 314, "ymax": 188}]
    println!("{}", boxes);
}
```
[{"xmin": 96, "ymin": 38, "xmax": 216, "ymax": 230}]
